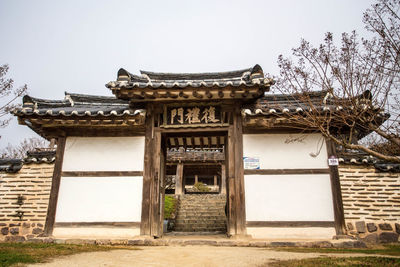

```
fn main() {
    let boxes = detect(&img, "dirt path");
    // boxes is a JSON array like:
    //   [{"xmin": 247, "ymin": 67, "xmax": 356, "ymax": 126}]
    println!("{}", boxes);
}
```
[{"xmin": 26, "ymin": 246, "xmax": 396, "ymax": 267}]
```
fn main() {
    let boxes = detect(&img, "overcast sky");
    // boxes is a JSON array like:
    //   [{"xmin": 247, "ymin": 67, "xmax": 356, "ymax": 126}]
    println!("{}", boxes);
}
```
[{"xmin": 0, "ymin": 0, "xmax": 376, "ymax": 149}]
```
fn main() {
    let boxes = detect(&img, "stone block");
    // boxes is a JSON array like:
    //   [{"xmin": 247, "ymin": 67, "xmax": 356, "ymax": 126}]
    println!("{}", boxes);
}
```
[
  {"xmin": 355, "ymin": 221, "xmax": 366, "ymax": 233},
  {"xmin": 32, "ymin": 228, "xmax": 43, "ymax": 235},
  {"xmin": 1, "ymin": 227, "xmax": 9, "ymax": 235},
  {"xmin": 127, "ymin": 239, "xmax": 144, "ymax": 246},
  {"xmin": 395, "ymin": 223, "xmax": 400, "ymax": 234},
  {"xmin": 269, "ymin": 241, "xmax": 297, "ymax": 247},
  {"xmin": 5, "ymin": 235, "xmax": 25, "ymax": 242},
  {"xmin": 362, "ymin": 233, "xmax": 379, "ymax": 243},
  {"xmin": 367, "ymin": 223, "xmax": 377, "ymax": 232},
  {"xmin": 311, "ymin": 241, "xmax": 333, "ymax": 248},
  {"xmin": 332, "ymin": 235, "xmax": 356, "ymax": 240},
  {"xmin": 379, "ymin": 232, "xmax": 399, "ymax": 243},
  {"xmin": 347, "ymin": 222, "xmax": 354, "ymax": 230},
  {"xmin": 96, "ymin": 239, "xmax": 112, "ymax": 245},
  {"xmin": 10, "ymin": 228, "xmax": 19, "ymax": 235},
  {"xmin": 379, "ymin": 223, "xmax": 393, "ymax": 231}
]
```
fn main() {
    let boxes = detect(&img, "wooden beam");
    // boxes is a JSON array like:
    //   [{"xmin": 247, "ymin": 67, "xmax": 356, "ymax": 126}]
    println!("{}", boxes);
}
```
[
  {"xmin": 246, "ymin": 221, "xmax": 335, "ymax": 227},
  {"xmin": 205, "ymin": 90, "xmax": 212, "ymax": 99},
  {"xmin": 55, "ymin": 222, "xmax": 141, "ymax": 228},
  {"xmin": 244, "ymin": 169, "xmax": 330, "ymax": 175},
  {"xmin": 174, "ymin": 137, "xmax": 180, "ymax": 148},
  {"xmin": 220, "ymin": 164, "xmax": 226, "ymax": 194},
  {"xmin": 208, "ymin": 136, "xmax": 212, "ymax": 148},
  {"xmin": 192, "ymin": 90, "xmax": 203, "ymax": 99},
  {"xmin": 199, "ymin": 136, "xmax": 204, "ymax": 149},
  {"xmin": 182, "ymin": 137, "xmax": 187, "ymax": 150},
  {"xmin": 191, "ymin": 136, "xmax": 195, "ymax": 148},
  {"xmin": 233, "ymin": 108, "xmax": 246, "ymax": 236},
  {"xmin": 140, "ymin": 104, "xmax": 154, "ymax": 235},
  {"xmin": 61, "ymin": 171, "xmax": 143, "ymax": 177},
  {"xmin": 218, "ymin": 90, "xmax": 224, "ymax": 98},
  {"xmin": 44, "ymin": 137, "xmax": 66, "ymax": 236},
  {"xmin": 175, "ymin": 163, "xmax": 184, "ymax": 195},
  {"xmin": 150, "ymin": 130, "xmax": 162, "ymax": 237},
  {"xmin": 227, "ymin": 125, "xmax": 236, "ymax": 236},
  {"xmin": 179, "ymin": 91, "xmax": 189, "ymax": 98},
  {"xmin": 326, "ymin": 138, "xmax": 346, "ymax": 236}
]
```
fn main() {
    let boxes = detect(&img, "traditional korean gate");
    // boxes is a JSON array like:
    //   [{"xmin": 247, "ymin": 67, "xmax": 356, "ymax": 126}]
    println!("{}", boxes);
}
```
[{"xmin": 140, "ymin": 103, "xmax": 247, "ymax": 237}]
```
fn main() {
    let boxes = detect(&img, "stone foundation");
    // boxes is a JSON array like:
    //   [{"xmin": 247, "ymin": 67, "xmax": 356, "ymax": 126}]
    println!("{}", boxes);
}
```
[
  {"xmin": 0, "ymin": 163, "xmax": 54, "ymax": 241},
  {"xmin": 339, "ymin": 165, "xmax": 400, "ymax": 243}
]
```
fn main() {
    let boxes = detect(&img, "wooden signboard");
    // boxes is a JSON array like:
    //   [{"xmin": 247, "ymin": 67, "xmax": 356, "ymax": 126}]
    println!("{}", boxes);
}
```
[{"xmin": 161, "ymin": 104, "xmax": 226, "ymax": 128}]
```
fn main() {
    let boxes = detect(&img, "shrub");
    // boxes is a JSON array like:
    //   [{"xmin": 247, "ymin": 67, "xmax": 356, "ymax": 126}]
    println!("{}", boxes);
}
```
[
  {"xmin": 193, "ymin": 182, "xmax": 210, "ymax": 192},
  {"xmin": 164, "ymin": 195, "xmax": 177, "ymax": 219}
]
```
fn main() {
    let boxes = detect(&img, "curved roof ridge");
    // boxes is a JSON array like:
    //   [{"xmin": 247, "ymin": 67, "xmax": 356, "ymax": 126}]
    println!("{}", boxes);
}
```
[{"xmin": 140, "ymin": 67, "xmax": 254, "ymax": 81}]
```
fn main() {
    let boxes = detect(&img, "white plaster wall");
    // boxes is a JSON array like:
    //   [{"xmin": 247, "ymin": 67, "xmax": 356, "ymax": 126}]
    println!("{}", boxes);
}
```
[
  {"xmin": 243, "ymin": 133, "xmax": 328, "ymax": 169},
  {"xmin": 55, "ymin": 177, "xmax": 143, "ymax": 222},
  {"xmin": 245, "ymin": 174, "xmax": 334, "ymax": 221},
  {"xmin": 62, "ymin": 137, "xmax": 144, "ymax": 171}
]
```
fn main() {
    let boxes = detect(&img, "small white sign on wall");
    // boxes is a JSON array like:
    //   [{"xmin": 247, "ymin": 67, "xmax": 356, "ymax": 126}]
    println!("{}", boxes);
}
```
[
  {"xmin": 328, "ymin": 156, "xmax": 339, "ymax": 166},
  {"xmin": 244, "ymin": 157, "xmax": 260, "ymax": 169}
]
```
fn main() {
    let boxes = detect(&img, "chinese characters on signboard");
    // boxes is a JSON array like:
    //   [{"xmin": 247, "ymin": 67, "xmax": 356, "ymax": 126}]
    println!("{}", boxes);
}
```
[{"xmin": 166, "ymin": 106, "xmax": 221, "ymax": 126}]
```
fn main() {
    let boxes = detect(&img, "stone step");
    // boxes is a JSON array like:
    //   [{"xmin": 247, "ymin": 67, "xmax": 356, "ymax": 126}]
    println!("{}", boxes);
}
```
[
  {"xmin": 176, "ymin": 215, "xmax": 226, "ymax": 219},
  {"xmin": 174, "ymin": 194, "xmax": 227, "ymax": 233},
  {"xmin": 175, "ymin": 219, "xmax": 226, "ymax": 224}
]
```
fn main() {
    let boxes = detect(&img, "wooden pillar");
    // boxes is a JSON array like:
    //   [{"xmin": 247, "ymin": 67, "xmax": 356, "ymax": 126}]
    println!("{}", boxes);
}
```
[
  {"xmin": 150, "ymin": 130, "xmax": 162, "ymax": 237},
  {"xmin": 214, "ymin": 175, "xmax": 217, "ymax": 186},
  {"xmin": 233, "ymin": 108, "xmax": 246, "ymax": 236},
  {"xmin": 227, "ymin": 126, "xmax": 236, "ymax": 236},
  {"xmin": 226, "ymin": 106, "xmax": 246, "ymax": 236},
  {"xmin": 326, "ymin": 139, "xmax": 346, "ymax": 235},
  {"xmin": 195, "ymin": 174, "xmax": 198, "ymax": 184},
  {"xmin": 140, "ymin": 105, "xmax": 154, "ymax": 235},
  {"xmin": 44, "ymin": 137, "xmax": 66, "ymax": 236},
  {"xmin": 141, "ymin": 104, "xmax": 163, "ymax": 237},
  {"xmin": 175, "ymin": 163, "xmax": 184, "ymax": 195},
  {"xmin": 220, "ymin": 164, "xmax": 226, "ymax": 195}
]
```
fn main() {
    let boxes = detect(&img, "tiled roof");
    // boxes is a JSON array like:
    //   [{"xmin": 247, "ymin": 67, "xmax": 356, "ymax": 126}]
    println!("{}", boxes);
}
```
[
  {"xmin": 242, "ymin": 90, "xmax": 387, "ymax": 116},
  {"xmin": 13, "ymin": 92, "xmax": 145, "ymax": 118},
  {"xmin": 24, "ymin": 150, "xmax": 56, "ymax": 164},
  {"xmin": 0, "ymin": 150, "xmax": 56, "ymax": 173},
  {"xmin": 337, "ymin": 149, "xmax": 400, "ymax": 172},
  {"xmin": 0, "ymin": 159, "xmax": 23, "ymax": 173},
  {"xmin": 106, "ymin": 64, "xmax": 273, "ymax": 89}
]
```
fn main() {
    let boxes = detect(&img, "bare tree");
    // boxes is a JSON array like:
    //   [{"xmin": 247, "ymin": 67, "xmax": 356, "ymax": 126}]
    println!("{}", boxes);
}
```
[
  {"xmin": 0, "ymin": 137, "xmax": 49, "ymax": 159},
  {"xmin": 0, "ymin": 64, "xmax": 27, "ymax": 133},
  {"xmin": 272, "ymin": 0, "xmax": 399, "ymax": 162}
]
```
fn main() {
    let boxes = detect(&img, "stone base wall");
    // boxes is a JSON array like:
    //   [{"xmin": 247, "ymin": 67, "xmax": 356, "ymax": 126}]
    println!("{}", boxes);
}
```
[
  {"xmin": 339, "ymin": 165, "xmax": 400, "ymax": 243},
  {"xmin": 0, "ymin": 163, "xmax": 54, "ymax": 241}
]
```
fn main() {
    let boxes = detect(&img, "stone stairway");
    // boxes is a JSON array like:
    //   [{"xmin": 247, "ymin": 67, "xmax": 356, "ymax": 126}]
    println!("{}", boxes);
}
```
[{"xmin": 174, "ymin": 194, "xmax": 227, "ymax": 233}]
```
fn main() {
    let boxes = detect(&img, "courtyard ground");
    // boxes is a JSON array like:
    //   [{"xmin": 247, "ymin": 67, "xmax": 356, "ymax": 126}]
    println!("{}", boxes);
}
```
[{"xmin": 25, "ymin": 245, "xmax": 400, "ymax": 267}]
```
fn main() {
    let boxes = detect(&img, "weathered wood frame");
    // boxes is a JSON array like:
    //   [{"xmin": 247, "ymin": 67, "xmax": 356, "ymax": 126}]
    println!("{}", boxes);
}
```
[
  {"xmin": 44, "ymin": 137, "xmax": 66, "ymax": 236},
  {"xmin": 326, "ymin": 138, "xmax": 346, "ymax": 235},
  {"xmin": 140, "ymin": 104, "xmax": 165, "ymax": 237},
  {"xmin": 226, "ymin": 104, "xmax": 246, "ymax": 236}
]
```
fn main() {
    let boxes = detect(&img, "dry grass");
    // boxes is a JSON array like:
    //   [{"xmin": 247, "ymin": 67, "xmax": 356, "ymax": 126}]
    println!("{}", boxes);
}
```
[
  {"xmin": 0, "ymin": 242, "xmax": 139, "ymax": 267},
  {"xmin": 268, "ymin": 256, "xmax": 400, "ymax": 267}
]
